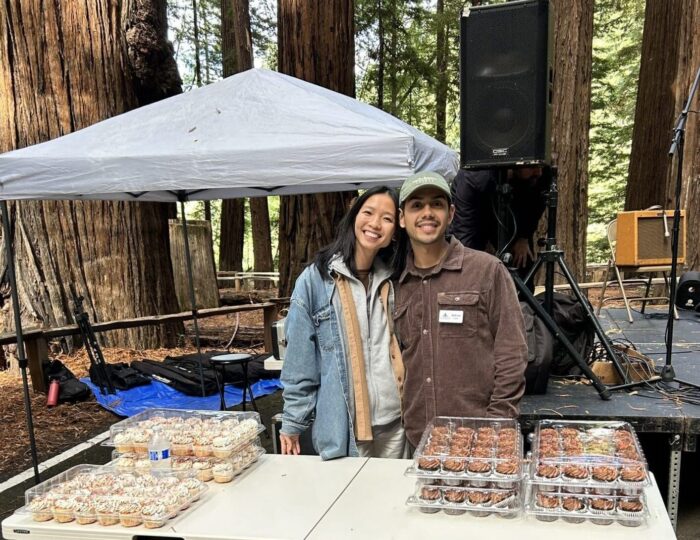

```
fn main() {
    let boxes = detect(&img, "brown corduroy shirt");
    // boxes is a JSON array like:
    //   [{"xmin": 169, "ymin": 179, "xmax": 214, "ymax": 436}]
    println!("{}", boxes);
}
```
[{"xmin": 394, "ymin": 237, "xmax": 528, "ymax": 447}]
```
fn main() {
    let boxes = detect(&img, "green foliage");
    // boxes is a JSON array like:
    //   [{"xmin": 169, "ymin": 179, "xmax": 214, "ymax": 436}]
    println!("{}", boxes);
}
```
[
  {"xmin": 587, "ymin": 0, "xmax": 645, "ymax": 263},
  {"xmin": 169, "ymin": 0, "xmax": 223, "ymax": 89},
  {"xmin": 250, "ymin": 0, "xmax": 278, "ymax": 69},
  {"xmin": 166, "ymin": 0, "xmax": 647, "ymax": 269}
]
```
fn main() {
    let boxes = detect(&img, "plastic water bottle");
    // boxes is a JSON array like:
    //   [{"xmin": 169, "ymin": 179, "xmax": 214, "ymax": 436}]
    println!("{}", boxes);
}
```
[{"xmin": 148, "ymin": 426, "xmax": 171, "ymax": 468}]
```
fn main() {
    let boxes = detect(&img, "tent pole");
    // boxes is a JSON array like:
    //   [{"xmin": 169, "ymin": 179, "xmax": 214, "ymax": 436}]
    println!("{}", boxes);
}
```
[
  {"xmin": 1, "ymin": 200, "xmax": 41, "ymax": 483},
  {"xmin": 178, "ymin": 198, "xmax": 206, "ymax": 397}
]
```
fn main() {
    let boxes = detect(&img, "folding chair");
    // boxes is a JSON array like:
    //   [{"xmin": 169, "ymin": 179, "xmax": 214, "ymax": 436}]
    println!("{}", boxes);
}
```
[{"xmin": 596, "ymin": 219, "xmax": 678, "ymax": 323}]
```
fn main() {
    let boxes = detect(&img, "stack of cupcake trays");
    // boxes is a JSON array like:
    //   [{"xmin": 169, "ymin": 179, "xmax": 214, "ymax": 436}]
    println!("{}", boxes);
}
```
[
  {"xmin": 106, "ymin": 408, "xmax": 266, "ymax": 483},
  {"xmin": 21, "ymin": 464, "xmax": 207, "ymax": 529},
  {"xmin": 525, "ymin": 419, "xmax": 650, "ymax": 527},
  {"xmin": 405, "ymin": 417, "xmax": 525, "ymax": 518}
]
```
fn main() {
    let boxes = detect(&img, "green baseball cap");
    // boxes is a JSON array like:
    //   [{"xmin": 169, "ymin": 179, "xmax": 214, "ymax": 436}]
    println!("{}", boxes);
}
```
[{"xmin": 399, "ymin": 171, "xmax": 451, "ymax": 206}]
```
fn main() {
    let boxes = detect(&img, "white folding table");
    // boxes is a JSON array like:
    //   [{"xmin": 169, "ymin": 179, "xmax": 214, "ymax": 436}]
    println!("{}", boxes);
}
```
[
  {"xmin": 306, "ymin": 458, "xmax": 677, "ymax": 540},
  {"xmin": 1, "ymin": 455, "xmax": 366, "ymax": 540},
  {"xmin": 2, "ymin": 455, "xmax": 676, "ymax": 540}
]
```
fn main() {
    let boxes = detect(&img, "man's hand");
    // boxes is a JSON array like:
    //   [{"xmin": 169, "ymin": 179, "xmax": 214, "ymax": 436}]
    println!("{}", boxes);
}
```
[
  {"xmin": 280, "ymin": 433, "xmax": 301, "ymax": 455},
  {"xmin": 511, "ymin": 238, "xmax": 534, "ymax": 269}
]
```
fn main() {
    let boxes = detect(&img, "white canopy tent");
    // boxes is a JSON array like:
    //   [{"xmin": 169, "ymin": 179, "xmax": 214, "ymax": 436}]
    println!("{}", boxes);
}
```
[
  {"xmin": 0, "ymin": 68, "xmax": 458, "ymax": 483},
  {"xmin": 0, "ymin": 68, "xmax": 458, "ymax": 201}
]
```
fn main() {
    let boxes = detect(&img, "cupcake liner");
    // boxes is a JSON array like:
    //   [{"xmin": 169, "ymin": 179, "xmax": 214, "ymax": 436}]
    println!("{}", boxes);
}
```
[
  {"xmin": 589, "ymin": 506, "xmax": 615, "ymax": 516},
  {"xmin": 76, "ymin": 514, "xmax": 97, "ymax": 525},
  {"xmin": 590, "ymin": 513, "xmax": 614, "ymax": 526},
  {"xmin": 418, "ymin": 506, "xmax": 441, "ymax": 514},
  {"xmin": 491, "ymin": 494, "xmax": 516, "ymax": 509},
  {"xmin": 617, "ymin": 510, "xmax": 644, "ymax": 526},
  {"xmin": 96, "ymin": 514, "xmax": 119, "ymax": 526},
  {"xmin": 562, "ymin": 515, "xmax": 586, "ymax": 524}
]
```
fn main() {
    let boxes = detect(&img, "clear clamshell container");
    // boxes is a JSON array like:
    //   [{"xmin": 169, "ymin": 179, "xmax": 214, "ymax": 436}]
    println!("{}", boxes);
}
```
[
  {"xmin": 529, "ymin": 420, "xmax": 650, "ymax": 495},
  {"xmin": 406, "ymin": 479, "xmax": 522, "ymax": 518},
  {"xmin": 405, "ymin": 416, "xmax": 524, "ymax": 486},
  {"xmin": 525, "ymin": 482, "xmax": 648, "ymax": 527},
  {"xmin": 106, "ymin": 408, "xmax": 265, "ymax": 457},
  {"xmin": 19, "ymin": 464, "xmax": 207, "ymax": 527},
  {"xmin": 111, "ymin": 437, "xmax": 265, "ymax": 482}
]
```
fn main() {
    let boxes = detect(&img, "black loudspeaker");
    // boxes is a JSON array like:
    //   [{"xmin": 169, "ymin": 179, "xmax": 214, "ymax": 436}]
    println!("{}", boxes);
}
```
[
  {"xmin": 460, "ymin": 0, "xmax": 553, "ymax": 168},
  {"xmin": 676, "ymin": 271, "xmax": 700, "ymax": 311}
]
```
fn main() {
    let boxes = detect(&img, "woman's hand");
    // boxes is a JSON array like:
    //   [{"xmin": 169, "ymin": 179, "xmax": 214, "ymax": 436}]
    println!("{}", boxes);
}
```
[{"xmin": 280, "ymin": 433, "xmax": 301, "ymax": 455}]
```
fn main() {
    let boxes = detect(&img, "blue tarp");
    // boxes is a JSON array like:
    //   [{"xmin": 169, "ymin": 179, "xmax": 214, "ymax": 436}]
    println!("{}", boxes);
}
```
[{"xmin": 82, "ymin": 377, "xmax": 282, "ymax": 417}]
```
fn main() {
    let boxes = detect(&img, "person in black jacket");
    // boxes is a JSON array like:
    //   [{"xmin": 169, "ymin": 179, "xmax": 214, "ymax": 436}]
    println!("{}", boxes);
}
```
[{"xmin": 450, "ymin": 166, "xmax": 548, "ymax": 282}]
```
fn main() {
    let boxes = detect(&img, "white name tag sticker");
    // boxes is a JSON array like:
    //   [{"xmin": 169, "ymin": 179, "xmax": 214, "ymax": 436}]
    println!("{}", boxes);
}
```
[{"xmin": 439, "ymin": 310, "xmax": 463, "ymax": 324}]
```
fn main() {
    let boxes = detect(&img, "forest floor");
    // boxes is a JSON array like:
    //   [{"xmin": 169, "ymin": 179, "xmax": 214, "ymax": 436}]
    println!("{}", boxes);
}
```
[
  {"xmin": 0, "ymin": 309, "xmax": 267, "ymax": 483},
  {"xmin": 0, "ymin": 283, "xmax": 656, "ymax": 482},
  {"xmin": 1, "ymin": 285, "xmax": 697, "ymax": 538}
]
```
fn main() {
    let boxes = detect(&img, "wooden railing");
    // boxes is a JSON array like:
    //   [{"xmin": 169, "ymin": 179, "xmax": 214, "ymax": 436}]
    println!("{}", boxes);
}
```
[
  {"xmin": 217, "ymin": 271, "xmax": 280, "ymax": 291},
  {"xmin": 0, "ymin": 302, "xmax": 283, "ymax": 394}
]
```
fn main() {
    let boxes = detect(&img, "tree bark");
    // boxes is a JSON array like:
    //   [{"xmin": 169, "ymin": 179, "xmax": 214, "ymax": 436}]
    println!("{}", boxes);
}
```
[
  {"xmin": 377, "ymin": 0, "xmax": 385, "ymax": 110},
  {"xmin": 547, "ymin": 0, "xmax": 594, "ymax": 281},
  {"xmin": 435, "ymin": 0, "xmax": 447, "ymax": 143},
  {"xmin": 218, "ymin": 0, "xmax": 254, "ymax": 273},
  {"xmin": 277, "ymin": 0, "xmax": 356, "ymax": 297},
  {"xmin": 0, "ymin": 0, "xmax": 183, "ymax": 349},
  {"xmin": 626, "ymin": 1, "xmax": 700, "ymax": 270},
  {"xmin": 218, "ymin": 199, "xmax": 245, "ymax": 271},
  {"xmin": 250, "ymin": 198, "xmax": 274, "ymax": 288},
  {"xmin": 192, "ymin": 0, "xmax": 203, "ymax": 87}
]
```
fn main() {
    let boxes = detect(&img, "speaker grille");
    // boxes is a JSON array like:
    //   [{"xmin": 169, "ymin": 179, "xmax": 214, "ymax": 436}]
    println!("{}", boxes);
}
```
[
  {"xmin": 472, "ymin": 85, "xmax": 531, "ymax": 152},
  {"xmin": 638, "ymin": 218, "xmax": 685, "ymax": 261},
  {"xmin": 460, "ymin": 0, "xmax": 552, "ymax": 167}
]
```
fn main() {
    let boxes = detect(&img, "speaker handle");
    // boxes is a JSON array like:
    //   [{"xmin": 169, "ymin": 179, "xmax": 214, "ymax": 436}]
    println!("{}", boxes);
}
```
[{"xmin": 646, "ymin": 204, "xmax": 670, "ymax": 237}]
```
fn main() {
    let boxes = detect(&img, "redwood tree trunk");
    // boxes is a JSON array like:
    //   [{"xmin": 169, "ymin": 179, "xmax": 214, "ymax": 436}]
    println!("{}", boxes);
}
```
[
  {"xmin": 0, "ymin": 0, "xmax": 183, "ymax": 349},
  {"xmin": 626, "ymin": 1, "xmax": 700, "ymax": 270},
  {"xmin": 218, "ymin": 0, "xmax": 253, "ymax": 273},
  {"xmin": 277, "ymin": 0, "xmax": 356, "ymax": 296},
  {"xmin": 435, "ymin": 0, "xmax": 447, "ymax": 143},
  {"xmin": 218, "ymin": 199, "xmax": 245, "ymax": 271},
  {"xmin": 546, "ymin": 0, "xmax": 594, "ymax": 281},
  {"xmin": 250, "ymin": 198, "xmax": 274, "ymax": 289}
]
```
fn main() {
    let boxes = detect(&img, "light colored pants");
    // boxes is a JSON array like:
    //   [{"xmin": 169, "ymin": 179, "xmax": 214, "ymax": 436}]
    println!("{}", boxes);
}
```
[{"xmin": 356, "ymin": 419, "xmax": 409, "ymax": 459}]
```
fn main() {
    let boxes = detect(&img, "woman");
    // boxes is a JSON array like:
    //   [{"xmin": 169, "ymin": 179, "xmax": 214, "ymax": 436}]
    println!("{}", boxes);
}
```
[{"xmin": 279, "ymin": 186, "xmax": 406, "ymax": 460}]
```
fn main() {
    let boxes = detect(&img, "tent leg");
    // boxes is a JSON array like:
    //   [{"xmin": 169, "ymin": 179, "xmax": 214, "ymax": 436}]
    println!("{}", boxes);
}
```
[
  {"xmin": 1, "ymin": 200, "xmax": 41, "ymax": 483},
  {"xmin": 179, "ymin": 200, "xmax": 206, "ymax": 397}
]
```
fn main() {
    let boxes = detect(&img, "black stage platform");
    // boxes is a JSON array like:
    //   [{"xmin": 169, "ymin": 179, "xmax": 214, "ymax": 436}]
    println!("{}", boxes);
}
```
[{"xmin": 520, "ymin": 306, "xmax": 700, "ymax": 529}]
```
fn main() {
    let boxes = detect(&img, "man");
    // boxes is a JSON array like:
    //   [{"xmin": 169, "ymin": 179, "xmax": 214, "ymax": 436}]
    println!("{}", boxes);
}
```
[
  {"xmin": 450, "ymin": 167, "xmax": 548, "ymax": 280},
  {"xmin": 394, "ymin": 171, "xmax": 528, "ymax": 448}
]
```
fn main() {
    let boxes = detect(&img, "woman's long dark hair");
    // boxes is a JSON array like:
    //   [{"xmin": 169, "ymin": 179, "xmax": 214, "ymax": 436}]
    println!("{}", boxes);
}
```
[{"xmin": 314, "ymin": 186, "xmax": 406, "ymax": 280}]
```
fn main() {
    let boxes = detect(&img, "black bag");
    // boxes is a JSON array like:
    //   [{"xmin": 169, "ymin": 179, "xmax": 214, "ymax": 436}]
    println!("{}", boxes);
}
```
[
  {"xmin": 520, "ymin": 302, "xmax": 553, "ymax": 394},
  {"xmin": 43, "ymin": 359, "xmax": 91, "ymax": 403},
  {"xmin": 131, "ymin": 359, "xmax": 219, "ymax": 396},
  {"xmin": 89, "ymin": 361, "xmax": 151, "ymax": 391},
  {"xmin": 164, "ymin": 351, "xmax": 276, "ymax": 386},
  {"xmin": 535, "ymin": 293, "xmax": 594, "ymax": 376}
]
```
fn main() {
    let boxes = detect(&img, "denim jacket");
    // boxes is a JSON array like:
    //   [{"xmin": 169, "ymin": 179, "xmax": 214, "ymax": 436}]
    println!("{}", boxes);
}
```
[{"xmin": 280, "ymin": 258, "xmax": 397, "ymax": 460}]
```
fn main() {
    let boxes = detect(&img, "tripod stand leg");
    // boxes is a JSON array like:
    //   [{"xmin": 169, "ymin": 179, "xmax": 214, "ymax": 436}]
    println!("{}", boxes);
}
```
[
  {"xmin": 511, "ymin": 272, "xmax": 611, "ymax": 400},
  {"xmin": 523, "ymin": 252, "xmax": 544, "ymax": 288},
  {"xmin": 554, "ymin": 254, "xmax": 629, "ymax": 384}
]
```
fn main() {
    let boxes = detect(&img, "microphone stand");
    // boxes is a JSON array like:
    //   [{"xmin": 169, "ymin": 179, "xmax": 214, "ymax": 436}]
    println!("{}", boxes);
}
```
[{"xmin": 662, "ymin": 65, "xmax": 700, "ymax": 388}]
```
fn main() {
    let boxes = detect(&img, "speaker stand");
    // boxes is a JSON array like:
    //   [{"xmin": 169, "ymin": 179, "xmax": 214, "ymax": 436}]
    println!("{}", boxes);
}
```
[{"xmin": 497, "ymin": 167, "xmax": 628, "ymax": 399}]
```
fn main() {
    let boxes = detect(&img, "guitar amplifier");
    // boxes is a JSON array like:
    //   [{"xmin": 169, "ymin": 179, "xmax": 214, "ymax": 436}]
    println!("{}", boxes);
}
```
[{"xmin": 615, "ymin": 210, "xmax": 685, "ymax": 266}]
